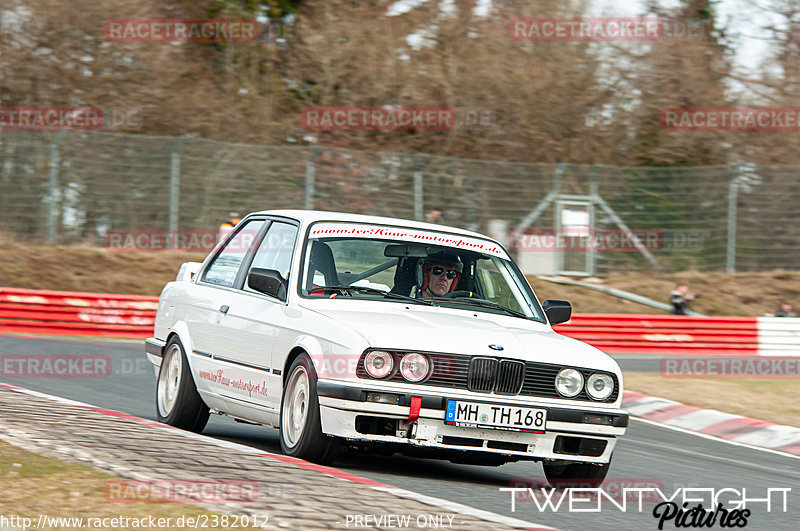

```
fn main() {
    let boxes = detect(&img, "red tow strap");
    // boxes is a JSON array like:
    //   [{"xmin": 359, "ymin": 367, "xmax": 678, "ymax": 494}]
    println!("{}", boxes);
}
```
[{"xmin": 403, "ymin": 395, "xmax": 422, "ymax": 425}]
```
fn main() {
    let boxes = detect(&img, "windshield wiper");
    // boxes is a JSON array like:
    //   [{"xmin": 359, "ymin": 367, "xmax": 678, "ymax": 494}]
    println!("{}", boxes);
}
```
[
  {"xmin": 316, "ymin": 286, "xmax": 436, "ymax": 305},
  {"xmin": 429, "ymin": 297, "xmax": 528, "ymax": 318}
]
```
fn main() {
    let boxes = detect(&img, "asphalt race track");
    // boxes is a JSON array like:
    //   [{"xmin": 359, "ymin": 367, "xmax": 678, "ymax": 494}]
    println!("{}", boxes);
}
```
[{"xmin": 1, "ymin": 334, "xmax": 798, "ymax": 531}]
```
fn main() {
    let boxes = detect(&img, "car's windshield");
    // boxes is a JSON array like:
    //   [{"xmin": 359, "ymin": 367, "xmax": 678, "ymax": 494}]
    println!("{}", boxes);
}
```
[{"xmin": 300, "ymin": 222, "xmax": 544, "ymax": 321}]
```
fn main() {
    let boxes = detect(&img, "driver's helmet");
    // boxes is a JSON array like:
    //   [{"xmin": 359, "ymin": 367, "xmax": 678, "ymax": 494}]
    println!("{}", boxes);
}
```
[{"xmin": 421, "ymin": 251, "xmax": 463, "ymax": 294}]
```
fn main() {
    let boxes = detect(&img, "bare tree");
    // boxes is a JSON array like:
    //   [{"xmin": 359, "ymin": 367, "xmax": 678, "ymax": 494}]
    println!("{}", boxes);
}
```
[{"xmin": 284, "ymin": 0, "xmax": 632, "ymax": 162}]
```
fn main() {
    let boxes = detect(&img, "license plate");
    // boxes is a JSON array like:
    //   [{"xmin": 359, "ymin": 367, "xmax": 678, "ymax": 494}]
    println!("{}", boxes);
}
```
[{"xmin": 445, "ymin": 400, "xmax": 546, "ymax": 433}]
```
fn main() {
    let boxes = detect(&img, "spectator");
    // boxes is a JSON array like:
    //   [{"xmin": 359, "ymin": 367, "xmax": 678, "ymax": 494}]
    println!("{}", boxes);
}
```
[
  {"xmin": 425, "ymin": 208, "xmax": 443, "ymax": 224},
  {"xmin": 776, "ymin": 303, "xmax": 796, "ymax": 317},
  {"xmin": 218, "ymin": 212, "xmax": 241, "ymax": 241},
  {"xmin": 670, "ymin": 284, "xmax": 696, "ymax": 315}
]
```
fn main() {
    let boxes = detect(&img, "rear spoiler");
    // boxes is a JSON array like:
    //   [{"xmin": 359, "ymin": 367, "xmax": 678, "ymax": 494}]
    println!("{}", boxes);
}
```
[{"xmin": 176, "ymin": 262, "xmax": 202, "ymax": 281}]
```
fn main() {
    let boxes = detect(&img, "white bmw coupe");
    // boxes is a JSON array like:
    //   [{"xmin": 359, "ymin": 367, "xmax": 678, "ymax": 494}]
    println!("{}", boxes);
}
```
[{"xmin": 145, "ymin": 210, "xmax": 627, "ymax": 486}]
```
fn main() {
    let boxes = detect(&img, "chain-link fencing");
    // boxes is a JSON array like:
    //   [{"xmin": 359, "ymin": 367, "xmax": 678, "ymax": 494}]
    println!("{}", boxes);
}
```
[{"xmin": 1, "ymin": 130, "xmax": 798, "ymax": 274}]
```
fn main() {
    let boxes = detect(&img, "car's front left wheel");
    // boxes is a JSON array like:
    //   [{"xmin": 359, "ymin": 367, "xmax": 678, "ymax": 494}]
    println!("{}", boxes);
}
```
[
  {"xmin": 280, "ymin": 354, "xmax": 341, "ymax": 465},
  {"xmin": 156, "ymin": 337, "xmax": 209, "ymax": 432}
]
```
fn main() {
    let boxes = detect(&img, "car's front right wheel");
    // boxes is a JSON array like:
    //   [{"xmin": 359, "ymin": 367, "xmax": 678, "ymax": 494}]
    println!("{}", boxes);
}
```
[
  {"xmin": 542, "ymin": 460, "xmax": 610, "ymax": 488},
  {"xmin": 156, "ymin": 336, "xmax": 209, "ymax": 432},
  {"xmin": 280, "ymin": 354, "xmax": 341, "ymax": 465}
]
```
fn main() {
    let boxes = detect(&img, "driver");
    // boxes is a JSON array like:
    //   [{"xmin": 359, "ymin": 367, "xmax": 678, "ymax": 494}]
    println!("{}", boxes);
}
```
[{"xmin": 420, "ymin": 251, "xmax": 463, "ymax": 298}]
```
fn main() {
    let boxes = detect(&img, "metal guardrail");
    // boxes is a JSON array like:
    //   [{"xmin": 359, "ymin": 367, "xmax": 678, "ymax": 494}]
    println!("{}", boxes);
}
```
[
  {"xmin": 2, "ymin": 287, "xmax": 797, "ymax": 356},
  {"xmin": 0, "ymin": 287, "xmax": 156, "ymax": 338},
  {"xmin": 554, "ymin": 314, "xmax": 759, "ymax": 355}
]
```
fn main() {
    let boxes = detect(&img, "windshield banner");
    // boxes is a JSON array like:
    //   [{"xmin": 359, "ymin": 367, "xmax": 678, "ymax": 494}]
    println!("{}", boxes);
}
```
[{"xmin": 308, "ymin": 223, "xmax": 508, "ymax": 259}]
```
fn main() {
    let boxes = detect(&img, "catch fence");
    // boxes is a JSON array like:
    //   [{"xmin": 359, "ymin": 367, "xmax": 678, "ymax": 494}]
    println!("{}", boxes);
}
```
[{"xmin": 1, "ymin": 130, "xmax": 798, "ymax": 274}]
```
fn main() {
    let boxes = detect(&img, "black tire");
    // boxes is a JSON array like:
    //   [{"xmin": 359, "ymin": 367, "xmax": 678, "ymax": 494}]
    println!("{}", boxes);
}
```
[
  {"xmin": 156, "ymin": 337, "xmax": 209, "ymax": 433},
  {"xmin": 279, "ymin": 354, "xmax": 341, "ymax": 465},
  {"xmin": 542, "ymin": 460, "xmax": 610, "ymax": 489}
]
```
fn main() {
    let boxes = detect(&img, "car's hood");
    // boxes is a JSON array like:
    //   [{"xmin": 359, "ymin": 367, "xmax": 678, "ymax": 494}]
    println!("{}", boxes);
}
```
[{"xmin": 304, "ymin": 302, "xmax": 619, "ymax": 372}]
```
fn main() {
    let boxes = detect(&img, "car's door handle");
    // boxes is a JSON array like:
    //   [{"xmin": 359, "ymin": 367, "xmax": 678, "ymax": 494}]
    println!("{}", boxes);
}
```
[{"xmin": 219, "ymin": 305, "xmax": 230, "ymax": 314}]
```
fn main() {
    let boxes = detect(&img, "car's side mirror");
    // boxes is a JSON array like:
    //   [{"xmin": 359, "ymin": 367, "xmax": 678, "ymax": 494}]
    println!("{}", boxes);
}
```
[
  {"xmin": 248, "ymin": 268, "xmax": 287, "ymax": 301},
  {"xmin": 542, "ymin": 299, "xmax": 572, "ymax": 325}
]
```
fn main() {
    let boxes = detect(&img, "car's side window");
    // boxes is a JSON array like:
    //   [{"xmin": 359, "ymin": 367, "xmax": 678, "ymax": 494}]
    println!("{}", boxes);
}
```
[
  {"xmin": 246, "ymin": 221, "xmax": 298, "ymax": 287},
  {"xmin": 476, "ymin": 258, "xmax": 525, "ymax": 314},
  {"xmin": 203, "ymin": 220, "xmax": 265, "ymax": 287}
]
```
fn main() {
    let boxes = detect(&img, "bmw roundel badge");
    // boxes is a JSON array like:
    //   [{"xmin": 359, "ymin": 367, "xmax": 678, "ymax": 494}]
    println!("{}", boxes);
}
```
[{"xmin": 488, "ymin": 344, "xmax": 504, "ymax": 351}]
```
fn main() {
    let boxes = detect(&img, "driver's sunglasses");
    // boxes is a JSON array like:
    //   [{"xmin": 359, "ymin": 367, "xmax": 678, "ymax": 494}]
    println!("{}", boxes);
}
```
[{"xmin": 429, "ymin": 267, "xmax": 458, "ymax": 279}]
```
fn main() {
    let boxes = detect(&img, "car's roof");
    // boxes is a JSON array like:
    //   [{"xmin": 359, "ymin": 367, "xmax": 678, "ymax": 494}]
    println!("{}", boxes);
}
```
[{"xmin": 250, "ymin": 209, "xmax": 495, "ymax": 240}]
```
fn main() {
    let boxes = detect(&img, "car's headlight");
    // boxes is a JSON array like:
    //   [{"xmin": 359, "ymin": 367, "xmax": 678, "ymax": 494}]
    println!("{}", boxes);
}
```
[
  {"xmin": 364, "ymin": 351, "xmax": 394, "ymax": 379},
  {"xmin": 399, "ymin": 353, "xmax": 430, "ymax": 382},
  {"xmin": 586, "ymin": 373, "xmax": 614, "ymax": 401},
  {"xmin": 555, "ymin": 368, "xmax": 584, "ymax": 397}
]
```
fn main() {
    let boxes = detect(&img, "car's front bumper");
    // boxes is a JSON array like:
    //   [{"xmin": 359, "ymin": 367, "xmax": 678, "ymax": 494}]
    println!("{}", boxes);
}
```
[{"xmin": 317, "ymin": 380, "xmax": 628, "ymax": 464}]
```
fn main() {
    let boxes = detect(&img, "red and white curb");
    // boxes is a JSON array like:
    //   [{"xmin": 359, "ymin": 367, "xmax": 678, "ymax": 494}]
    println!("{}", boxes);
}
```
[
  {"xmin": 622, "ymin": 390, "xmax": 800, "ymax": 455},
  {"xmin": 0, "ymin": 383, "xmax": 557, "ymax": 531}
]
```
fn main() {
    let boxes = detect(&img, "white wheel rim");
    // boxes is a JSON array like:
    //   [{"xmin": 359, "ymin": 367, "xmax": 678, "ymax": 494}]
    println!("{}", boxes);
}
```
[
  {"xmin": 157, "ymin": 344, "xmax": 182, "ymax": 417},
  {"xmin": 282, "ymin": 365, "xmax": 310, "ymax": 447}
]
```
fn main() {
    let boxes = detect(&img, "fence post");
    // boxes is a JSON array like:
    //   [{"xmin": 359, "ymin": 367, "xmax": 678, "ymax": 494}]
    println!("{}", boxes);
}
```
[
  {"xmin": 169, "ymin": 137, "xmax": 187, "ymax": 238},
  {"xmin": 305, "ymin": 148, "xmax": 316, "ymax": 210},
  {"xmin": 45, "ymin": 130, "xmax": 68, "ymax": 245},
  {"xmin": 413, "ymin": 155, "xmax": 423, "ymax": 221},
  {"xmin": 726, "ymin": 167, "xmax": 738, "ymax": 274}
]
